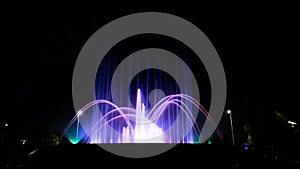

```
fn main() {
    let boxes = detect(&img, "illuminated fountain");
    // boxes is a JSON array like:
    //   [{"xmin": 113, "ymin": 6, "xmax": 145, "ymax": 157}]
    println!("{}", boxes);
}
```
[
  {"xmin": 129, "ymin": 89, "xmax": 165, "ymax": 143},
  {"xmin": 60, "ymin": 88, "xmax": 222, "ymax": 144}
]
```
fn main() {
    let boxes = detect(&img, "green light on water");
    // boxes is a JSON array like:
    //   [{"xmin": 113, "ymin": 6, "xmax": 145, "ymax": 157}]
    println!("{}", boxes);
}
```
[
  {"xmin": 69, "ymin": 138, "xmax": 80, "ymax": 144},
  {"xmin": 208, "ymin": 139, "xmax": 212, "ymax": 145},
  {"xmin": 66, "ymin": 133, "xmax": 80, "ymax": 144},
  {"xmin": 193, "ymin": 139, "xmax": 200, "ymax": 144},
  {"xmin": 65, "ymin": 126, "xmax": 81, "ymax": 144}
]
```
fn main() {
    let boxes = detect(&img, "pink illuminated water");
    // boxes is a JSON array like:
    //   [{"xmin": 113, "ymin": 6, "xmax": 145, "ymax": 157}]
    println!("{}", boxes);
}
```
[{"xmin": 61, "ymin": 89, "xmax": 222, "ymax": 144}]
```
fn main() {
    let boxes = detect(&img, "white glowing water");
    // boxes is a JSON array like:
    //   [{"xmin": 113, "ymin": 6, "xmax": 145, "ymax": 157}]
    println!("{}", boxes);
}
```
[{"xmin": 122, "ymin": 89, "xmax": 165, "ymax": 143}]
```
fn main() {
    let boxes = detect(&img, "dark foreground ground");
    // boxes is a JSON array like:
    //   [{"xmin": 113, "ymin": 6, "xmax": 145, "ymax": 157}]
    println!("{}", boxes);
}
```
[{"xmin": 1, "ymin": 144, "xmax": 300, "ymax": 169}]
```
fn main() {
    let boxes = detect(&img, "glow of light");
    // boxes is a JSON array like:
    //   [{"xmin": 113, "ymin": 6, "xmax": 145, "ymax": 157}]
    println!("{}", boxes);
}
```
[
  {"xmin": 4, "ymin": 123, "xmax": 8, "ymax": 127},
  {"xmin": 21, "ymin": 139, "xmax": 27, "ymax": 145},
  {"xmin": 28, "ymin": 149, "xmax": 39, "ymax": 156},
  {"xmin": 288, "ymin": 121, "xmax": 297, "ymax": 127},
  {"xmin": 69, "ymin": 138, "xmax": 80, "ymax": 144},
  {"xmin": 226, "ymin": 109, "xmax": 231, "ymax": 114},
  {"xmin": 77, "ymin": 110, "xmax": 83, "ymax": 116},
  {"xmin": 65, "ymin": 121, "xmax": 83, "ymax": 144},
  {"xmin": 244, "ymin": 143, "xmax": 249, "ymax": 150},
  {"xmin": 208, "ymin": 139, "xmax": 211, "ymax": 145},
  {"xmin": 288, "ymin": 121, "xmax": 296, "ymax": 125}
]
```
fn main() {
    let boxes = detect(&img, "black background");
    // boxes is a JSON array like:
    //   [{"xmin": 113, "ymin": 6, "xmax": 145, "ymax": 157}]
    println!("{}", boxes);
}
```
[{"xmin": 2, "ymin": 0, "xmax": 299, "ymax": 158}]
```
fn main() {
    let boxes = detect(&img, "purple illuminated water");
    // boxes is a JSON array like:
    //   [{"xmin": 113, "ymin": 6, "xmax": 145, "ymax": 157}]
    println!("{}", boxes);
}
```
[{"xmin": 61, "ymin": 89, "xmax": 222, "ymax": 144}]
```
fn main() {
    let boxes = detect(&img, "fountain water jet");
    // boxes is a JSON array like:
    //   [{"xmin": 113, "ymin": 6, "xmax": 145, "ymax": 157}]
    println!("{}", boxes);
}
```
[{"xmin": 60, "ymin": 89, "xmax": 222, "ymax": 144}]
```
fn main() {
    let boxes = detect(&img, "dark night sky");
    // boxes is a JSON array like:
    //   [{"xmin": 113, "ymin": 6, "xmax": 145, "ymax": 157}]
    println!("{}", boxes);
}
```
[{"xmin": 3, "ymin": 1, "xmax": 299, "ymax": 146}]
